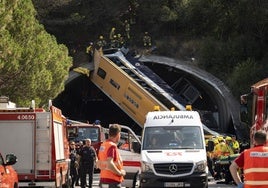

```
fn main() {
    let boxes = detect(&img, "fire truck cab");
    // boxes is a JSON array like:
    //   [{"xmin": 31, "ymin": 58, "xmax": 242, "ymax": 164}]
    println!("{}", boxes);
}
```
[
  {"xmin": 0, "ymin": 152, "xmax": 18, "ymax": 188},
  {"xmin": 66, "ymin": 120, "xmax": 107, "ymax": 154},
  {"xmin": 240, "ymin": 78, "xmax": 268, "ymax": 146}
]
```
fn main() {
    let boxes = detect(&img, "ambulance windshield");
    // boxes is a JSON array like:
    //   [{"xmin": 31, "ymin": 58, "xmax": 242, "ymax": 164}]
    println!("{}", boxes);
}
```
[{"xmin": 143, "ymin": 126, "xmax": 203, "ymax": 150}]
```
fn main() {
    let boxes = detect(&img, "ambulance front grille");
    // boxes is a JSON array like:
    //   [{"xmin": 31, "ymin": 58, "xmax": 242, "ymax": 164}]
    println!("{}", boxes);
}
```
[{"xmin": 154, "ymin": 163, "xmax": 193, "ymax": 175}]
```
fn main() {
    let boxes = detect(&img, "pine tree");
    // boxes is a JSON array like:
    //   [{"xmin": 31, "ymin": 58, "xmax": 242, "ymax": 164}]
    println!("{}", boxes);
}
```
[{"xmin": 0, "ymin": 0, "xmax": 72, "ymax": 107}]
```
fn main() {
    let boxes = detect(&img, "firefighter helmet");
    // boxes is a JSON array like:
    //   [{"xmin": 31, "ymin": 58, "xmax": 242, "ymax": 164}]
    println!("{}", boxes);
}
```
[{"xmin": 94, "ymin": 120, "xmax": 101, "ymax": 125}]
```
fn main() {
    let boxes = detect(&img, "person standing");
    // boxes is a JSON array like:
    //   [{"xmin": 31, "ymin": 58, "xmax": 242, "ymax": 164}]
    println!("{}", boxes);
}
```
[
  {"xmin": 143, "ymin": 32, "xmax": 151, "ymax": 47},
  {"xmin": 229, "ymin": 131, "xmax": 268, "ymax": 188},
  {"xmin": 69, "ymin": 141, "xmax": 79, "ymax": 188},
  {"xmin": 124, "ymin": 20, "xmax": 130, "ymax": 40},
  {"xmin": 78, "ymin": 139, "xmax": 97, "ymax": 188},
  {"xmin": 75, "ymin": 141, "xmax": 84, "ymax": 186},
  {"xmin": 230, "ymin": 135, "xmax": 240, "ymax": 154},
  {"xmin": 97, "ymin": 124, "xmax": 126, "ymax": 188},
  {"xmin": 86, "ymin": 42, "xmax": 94, "ymax": 62}
]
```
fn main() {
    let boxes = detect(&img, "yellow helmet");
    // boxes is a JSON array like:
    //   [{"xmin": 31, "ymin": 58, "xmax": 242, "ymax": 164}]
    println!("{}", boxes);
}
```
[
  {"xmin": 213, "ymin": 139, "xmax": 219, "ymax": 145},
  {"xmin": 99, "ymin": 35, "xmax": 104, "ymax": 39},
  {"xmin": 225, "ymin": 136, "xmax": 232, "ymax": 141},
  {"xmin": 217, "ymin": 136, "xmax": 224, "ymax": 142},
  {"xmin": 153, "ymin": 106, "xmax": 160, "ymax": 111},
  {"xmin": 186, "ymin": 105, "xmax": 192, "ymax": 111}
]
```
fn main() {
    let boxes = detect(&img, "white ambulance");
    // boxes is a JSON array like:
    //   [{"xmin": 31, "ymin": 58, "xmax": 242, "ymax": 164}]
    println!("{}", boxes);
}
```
[{"xmin": 140, "ymin": 110, "xmax": 208, "ymax": 188}]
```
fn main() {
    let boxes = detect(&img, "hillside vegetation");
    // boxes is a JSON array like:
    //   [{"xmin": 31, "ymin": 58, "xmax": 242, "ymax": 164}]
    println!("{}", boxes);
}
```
[{"xmin": 1, "ymin": 0, "xmax": 267, "ymax": 106}]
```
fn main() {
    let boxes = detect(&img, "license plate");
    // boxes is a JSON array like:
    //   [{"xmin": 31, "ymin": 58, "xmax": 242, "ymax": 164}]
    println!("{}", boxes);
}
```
[{"xmin": 164, "ymin": 182, "xmax": 184, "ymax": 187}]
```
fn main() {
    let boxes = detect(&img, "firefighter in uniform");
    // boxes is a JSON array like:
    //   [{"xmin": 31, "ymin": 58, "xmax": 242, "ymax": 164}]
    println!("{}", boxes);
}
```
[
  {"xmin": 230, "ymin": 135, "xmax": 240, "ymax": 154},
  {"xmin": 124, "ymin": 20, "xmax": 130, "ymax": 40},
  {"xmin": 213, "ymin": 136, "xmax": 232, "ymax": 180},
  {"xmin": 143, "ymin": 32, "xmax": 151, "ymax": 47},
  {"xmin": 78, "ymin": 139, "xmax": 97, "ymax": 188},
  {"xmin": 230, "ymin": 131, "xmax": 268, "ymax": 188},
  {"xmin": 86, "ymin": 42, "xmax": 94, "ymax": 62},
  {"xmin": 96, "ymin": 35, "xmax": 107, "ymax": 49},
  {"xmin": 97, "ymin": 124, "xmax": 126, "ymax": 188}
]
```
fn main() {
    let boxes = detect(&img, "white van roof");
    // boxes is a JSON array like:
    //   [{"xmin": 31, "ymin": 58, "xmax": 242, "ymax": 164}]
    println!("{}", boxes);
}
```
[{"xmin": 144, "ymin": 111, "xmax": 202, "ymax": 127}]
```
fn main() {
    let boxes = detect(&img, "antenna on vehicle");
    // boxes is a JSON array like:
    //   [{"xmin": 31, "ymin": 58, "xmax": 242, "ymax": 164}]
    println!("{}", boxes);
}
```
[{"xmin": 31, "ymin": 100, "xmax": 35, "ymax": 111}]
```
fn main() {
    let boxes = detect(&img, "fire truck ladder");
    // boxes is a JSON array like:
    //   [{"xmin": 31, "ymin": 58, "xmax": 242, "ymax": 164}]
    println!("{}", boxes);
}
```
[{"xmin": 35, "ymin": 112, "xmax": 52, "ymax": 179}]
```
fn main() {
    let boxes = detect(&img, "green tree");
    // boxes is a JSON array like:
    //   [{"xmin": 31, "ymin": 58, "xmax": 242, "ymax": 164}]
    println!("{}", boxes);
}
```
[{"xmin": 0, "ymin": 0, "xmax": 72, "ymax": 107}]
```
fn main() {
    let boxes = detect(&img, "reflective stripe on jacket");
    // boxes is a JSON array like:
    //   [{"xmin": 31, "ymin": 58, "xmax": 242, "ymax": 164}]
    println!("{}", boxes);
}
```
[
  {"xmin": 244, "ymin": 146, "xmax": 268, "ymax": 188},
  {"xmin": 98, "ymin": 141, "xmax": 124, "ymax": 183}
]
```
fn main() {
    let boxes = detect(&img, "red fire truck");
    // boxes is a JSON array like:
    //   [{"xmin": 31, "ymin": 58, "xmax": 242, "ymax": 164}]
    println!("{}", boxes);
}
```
[
  {"xmin": 240, "ymin": 78, "xmax": 268, "ymax": 146},
  {"xmin": 66, "ymin": 120, "xmax": 107, "ymax": 154},
  {"xmin": 0, "ymin": 96, "xmax": 71, "ymax": 187}
]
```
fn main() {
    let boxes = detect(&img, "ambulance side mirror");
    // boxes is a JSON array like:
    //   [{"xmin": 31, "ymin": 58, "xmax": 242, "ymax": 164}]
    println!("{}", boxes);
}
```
[{"xmin": 207, "ymin": 140, "xmax": 214, "ymax": 152}]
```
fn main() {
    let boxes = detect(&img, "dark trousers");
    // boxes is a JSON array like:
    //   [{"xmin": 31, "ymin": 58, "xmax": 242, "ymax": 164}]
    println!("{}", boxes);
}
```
[
  {"xmin": 70, "ymin": 164, "xmax": 78, "ymax": 187},
  {"xmin": 80, "ymin": 163, "xmax": 94, "ymax": 188},
  {"xmin": 100, "ymin": 182, "xmax": 122, "ymax": 188},
  {"xmin": 207, "ymin": 156, "xmax": 215, "ymax": 177}
]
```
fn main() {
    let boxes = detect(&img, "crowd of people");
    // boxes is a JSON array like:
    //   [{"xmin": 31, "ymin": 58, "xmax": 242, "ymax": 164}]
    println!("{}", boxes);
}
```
[
  {"xmin": 69, "ymin": 124, "xmax": 125, "ymax": 188},
  {"xmin": 85, "ymin": 20, "xmax": 153, "ymax": 62},
  {"xmin": 69, "ymin": 122, "xmax": 267, "ymax": 188},
  {"xmin": 206, "ymin": 134, "xmax": 251, "ymax": 185}
]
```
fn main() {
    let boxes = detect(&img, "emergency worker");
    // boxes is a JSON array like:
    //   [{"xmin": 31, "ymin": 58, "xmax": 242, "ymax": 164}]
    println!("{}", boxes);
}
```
[
  {"xmin": 117, "ymin": 34, "xmax": 124, "ymax": 47},
  {"xmin": 225, "ymin": 136, "xmax": 235, "ymax": 155},
  {"xmin": 124, "ymin": 20, "xmax": 130, "ymax": 39},
  {"xmin": 78, "ymin": 139, "xmax": 97, "ymax": 188},
  {"xmin": 97, "ymin": 124, "xmax": 126, "ymax": 188},
  {"xmin": 143, "ymin": 32, "xmax": 151, "ymax": 47},
  {"xmin": 230, "ymin": 131, "xmax": 268, "ymax": 188},
  {"xmin": 230, "ymin": 135, "xmax": 240, "ymax": 154},
  {"xmin": 96, "ymin": 35, "xmax": 107, "ymax": 49},
  {"xmin": 69, "ymin": 141, "xmax": 79, "ymax": 188},
  {"xmin": 214, "ymin": 137, "xmax": 233, "ymax": 157},
  {"xmin": 109, "ymin": 27, "xmax": 116, "ymax": 41},
  {"xmin": 111, "ymin": 35, "xmax": 119, "ymax": 48},
  {"xmin": 213, "ymin": 136, "xmax": 232, "ymax": 180},
  {"xmin": 86, "ymin": 42, "xmax": 94, "ymax": 62}
]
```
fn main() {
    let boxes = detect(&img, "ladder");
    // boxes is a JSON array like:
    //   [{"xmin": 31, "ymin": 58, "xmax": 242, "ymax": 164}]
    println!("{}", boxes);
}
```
[{"xmin": 35, "ymin": 112, "xmax": 52, "ymax": 179}]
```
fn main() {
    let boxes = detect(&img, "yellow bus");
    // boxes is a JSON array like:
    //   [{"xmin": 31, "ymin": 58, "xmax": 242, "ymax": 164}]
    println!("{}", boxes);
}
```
[{"xmin": 91, "ymin": 49, "xmax": 175, "ymax": 127}]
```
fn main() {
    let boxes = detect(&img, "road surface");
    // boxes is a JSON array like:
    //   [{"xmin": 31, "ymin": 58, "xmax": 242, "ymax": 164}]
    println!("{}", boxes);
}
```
[{"xmin": 74, "ymin": 173, "xmax": 236, "ymax": 188}]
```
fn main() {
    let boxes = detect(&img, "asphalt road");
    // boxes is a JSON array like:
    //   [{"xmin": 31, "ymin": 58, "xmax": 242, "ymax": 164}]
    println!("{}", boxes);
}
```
[{"xmin": 73, "ymin": 173, "xmax": 237, "ymax": 188}]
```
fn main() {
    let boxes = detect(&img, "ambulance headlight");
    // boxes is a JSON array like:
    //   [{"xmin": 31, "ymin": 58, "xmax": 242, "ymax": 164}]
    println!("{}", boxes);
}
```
[
  {"xmin": 194, "ymin": 160, "xmax": 206, "ymax": 172},
  {"xmin": 141, "ymin": 161, "xmax": 153, "ymax": 172}
]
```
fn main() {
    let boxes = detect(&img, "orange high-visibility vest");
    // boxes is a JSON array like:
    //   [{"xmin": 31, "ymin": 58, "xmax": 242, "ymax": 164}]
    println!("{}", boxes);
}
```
[
  {"xmin": 98, "ymin": 141, "xmax": 124, "ymax": 183},
  {"xmin": 244, "ymin": 146, "xmax": 268, "ymax": 188}
]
